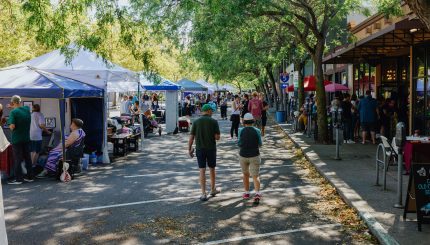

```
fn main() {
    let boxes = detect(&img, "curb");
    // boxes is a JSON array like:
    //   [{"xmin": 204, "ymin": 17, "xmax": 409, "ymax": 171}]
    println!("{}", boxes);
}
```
[{"xmin": 275, "ymin": 122, "xmax": 399, "ymax": 245}]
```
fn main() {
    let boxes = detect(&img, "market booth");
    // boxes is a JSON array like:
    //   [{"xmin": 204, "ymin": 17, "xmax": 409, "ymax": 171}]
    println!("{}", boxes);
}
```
[
  {"xmin": 141, "ymin": 76, "xmax": 181, "ymax": 134},
  {"xmin": 8, "ymin": 46, "xmax": 139, "ymax": 163},
  {"xmin": 177, "ymin": 78, "xmax": 208, "ymax": 93},
  {"xmin": 0, "ymin": 66, "xmax": 103, "ymax": 175}
]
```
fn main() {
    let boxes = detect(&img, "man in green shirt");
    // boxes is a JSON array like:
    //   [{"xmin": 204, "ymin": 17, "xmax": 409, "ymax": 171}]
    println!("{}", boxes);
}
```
[
  {"xmin": 188, "ymin": 104, "xmax": 221, "ymax": 201},
  {"xmin": 7, "ymin": 95, "xmax": 33, "ymax": 184}
]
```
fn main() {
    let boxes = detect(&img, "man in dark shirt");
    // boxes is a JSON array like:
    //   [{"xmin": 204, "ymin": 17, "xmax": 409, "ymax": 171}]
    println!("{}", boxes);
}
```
[
  {"xmin": 358, "ymin": 90, "xmax": 378, "ymax": 144},
  {"xmin": 7, "ymin": 95, "xmax": 33, "ymax": 184},
  {"xmin": 188, "ymin": 104, "xmax": 221, "ymax": 201},
  {"xmin": 238, "ymin": 113, "xmax": 263, "ymax": 203},
  {"xmin": 341, "ymin": 93, "xmax": 354, "ymax": 144}
]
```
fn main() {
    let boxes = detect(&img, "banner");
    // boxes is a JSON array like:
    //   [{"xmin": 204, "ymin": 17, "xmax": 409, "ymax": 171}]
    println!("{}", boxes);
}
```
[{"xmin": 293, "ymin": 71, "xmax": 299, "ymax": 89}]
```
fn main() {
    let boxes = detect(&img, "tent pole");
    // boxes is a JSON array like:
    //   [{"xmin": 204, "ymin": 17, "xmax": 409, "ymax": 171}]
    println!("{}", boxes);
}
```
[
  {"xmin": 59, "ymin": 99, "xmax": 67, "ymax": 164},
  {"xmin": 102, "ymin": 74, "xmax": 111, "ymax": 164},
  {"xmin": 138, "ymin": 77, "xmax": 144, "ymax": 151}
]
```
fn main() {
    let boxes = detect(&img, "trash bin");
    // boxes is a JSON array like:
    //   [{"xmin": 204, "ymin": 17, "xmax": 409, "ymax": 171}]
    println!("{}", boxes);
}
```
[{"xmin": 276, "ymin": 111, "xmax": 286, "ymax": 123}]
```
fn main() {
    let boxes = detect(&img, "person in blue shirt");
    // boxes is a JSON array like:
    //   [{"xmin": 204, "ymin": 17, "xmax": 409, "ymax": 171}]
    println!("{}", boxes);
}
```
[
  {"xmin": 357, "ymin": 90, "xmax": 378, "ymax": 144},
  {"xmin": 238, "ymin": 113, "xmax": 263, "ymax": 203}
]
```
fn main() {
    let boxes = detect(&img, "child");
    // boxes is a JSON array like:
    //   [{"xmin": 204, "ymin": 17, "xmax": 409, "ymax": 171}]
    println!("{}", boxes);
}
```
[{"xmin": 237, "ymin": 113, "xmax": 263, "ymax": 204}]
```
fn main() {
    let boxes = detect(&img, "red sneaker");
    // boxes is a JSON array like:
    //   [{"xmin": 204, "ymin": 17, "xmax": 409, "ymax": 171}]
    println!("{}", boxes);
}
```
[
  {"xmin": 242, "ymin": 193, "xmax": 250, "ymax": 199},
  {"xmin": 254, "ymin": 193, "xmax": 262, "ymax": 202}
]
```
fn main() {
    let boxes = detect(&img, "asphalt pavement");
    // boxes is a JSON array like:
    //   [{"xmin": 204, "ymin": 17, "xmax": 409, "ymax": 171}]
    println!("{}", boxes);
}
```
[{"xmin": 3, "ymin": 112, "xmax": 358, "ymax": 244}]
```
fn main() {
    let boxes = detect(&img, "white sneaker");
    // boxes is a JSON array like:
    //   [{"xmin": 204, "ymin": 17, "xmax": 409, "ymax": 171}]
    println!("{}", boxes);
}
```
[{"xmin": 347, "ymin": 140, "xmax": 355, "ymax": 144}]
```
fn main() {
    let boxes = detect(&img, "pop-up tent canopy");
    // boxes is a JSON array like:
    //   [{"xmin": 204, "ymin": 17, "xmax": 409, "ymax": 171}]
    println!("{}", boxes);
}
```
[
  {"xmin": 7, "ymin": 46, "xmax": 138, "ymax": 163},
  {"xmin": 195, "ymin": 79, "xmax": 215, "ymax": 94},
  {"xmin": 0, "ymin": 66, "xmax": 103, "ymax": 159},
  {"xmin": 140, "ymin": 75, "xmax": 181, "ymax": 133},
  {"xmin": 177, "ymin": 78, "xmax": 207, "ymax": 92}
]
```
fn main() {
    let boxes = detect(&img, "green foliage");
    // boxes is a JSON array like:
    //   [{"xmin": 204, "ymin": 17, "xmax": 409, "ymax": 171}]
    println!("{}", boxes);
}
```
[{"xmin": 372, "ymin": 0, "xmax": 403, "ymax": 17}]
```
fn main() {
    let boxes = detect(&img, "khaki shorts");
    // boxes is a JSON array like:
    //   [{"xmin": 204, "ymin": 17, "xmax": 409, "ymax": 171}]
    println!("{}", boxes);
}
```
[{"xmin": 240, "ymin": 156, "xmax": 261, "ymax": 176}]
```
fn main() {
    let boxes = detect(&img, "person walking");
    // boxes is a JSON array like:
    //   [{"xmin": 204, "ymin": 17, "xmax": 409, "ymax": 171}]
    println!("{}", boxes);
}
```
[
  {"xmin": 241, "ymin": 94, "xmax": 250, "ymax": 120},
  {"xmin": 358, "ymin": 90, "xmax": 378, "ymax": 144},
  {"xmin": 259, "ymin": 93, "xmax": 269, "ymax": 136},
  {"xmin": 230, "ymin": 95, "xmax": 242, "ymax": 140},
  {"xmin": 238, "ymin": 113, "xmax": 263, "ymax": 204},
  {"xmin": 248, "ymin": 92, "xmax": 263, "ymax": 130},
  {"xmin": 30, "ymin": 104, "xmax": 51, "ymax": 165},
  {"xmin": 220, "ymin": 96, "xmax": 228, "ymax": 120},
  {"xmin": 188, "ymin": 104, "xmax": 221, "ymax": 201},
  {"xmin": 7, "ymin": 95, "xmax": 33, "ymax": 184},
  {"xmin": 341, "ymin": 94, "xmax": 354, "ymax": 144}
]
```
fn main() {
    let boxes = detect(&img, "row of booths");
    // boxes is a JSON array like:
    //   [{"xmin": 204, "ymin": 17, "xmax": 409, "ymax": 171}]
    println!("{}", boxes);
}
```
[{"xmin": 0, "ymin": 45, "xmax": 182, "ymax": 170}]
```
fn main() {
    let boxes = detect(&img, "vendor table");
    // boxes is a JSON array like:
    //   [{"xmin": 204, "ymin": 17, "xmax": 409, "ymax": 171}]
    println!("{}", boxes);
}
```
[
  {"xmin": 110, "ymin": 133, "xmax": 141, "ymax": 156},
  {"xmin": 404, "ymin": 139, "xmax": 430, "ymax": 173},
  {"xmin": 110, "ymin": 133, "xmax": 130, "ymax": 156}
]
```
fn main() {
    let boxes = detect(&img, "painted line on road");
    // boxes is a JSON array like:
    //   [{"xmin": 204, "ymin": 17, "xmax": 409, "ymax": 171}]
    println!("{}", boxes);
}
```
[
  {"xmin": 123, "ymin": 164, "xmax": 295, "ymax": 178},
  {"xmin": 75, "ymin": 185, "xmax": 317, "ymax": 212},
  {"xmin": 201, "ymin": 223, "xmax": 342, "ymax": 245}
]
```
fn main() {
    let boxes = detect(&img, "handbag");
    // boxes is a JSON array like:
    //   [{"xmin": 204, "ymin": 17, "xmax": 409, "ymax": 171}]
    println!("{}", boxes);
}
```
[{"xmin": 60, "ymin": 162, "xmax": 72, "ymax": 183}]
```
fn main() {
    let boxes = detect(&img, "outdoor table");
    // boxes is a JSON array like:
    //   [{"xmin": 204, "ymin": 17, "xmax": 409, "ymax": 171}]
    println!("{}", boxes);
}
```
[
  {"xmin": 127, "ymin": 133, "xmax": 141, "ymax": 152},
  {"xmin": 110, "ymin": 133, "xmax": 131, "ymax": 156},
  {"xmin": 0, "ymin": 145, "xmax": 13, "ymax": 176},
  {"xmin": 404, "ymin": 138, "xmax": 430, "ymax": 173}
]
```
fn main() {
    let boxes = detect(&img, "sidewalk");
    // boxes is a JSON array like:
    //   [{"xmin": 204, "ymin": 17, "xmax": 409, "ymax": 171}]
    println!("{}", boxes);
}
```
[{"xmin": 275, "ymin": 118, "xmax": 430, "ymax": 245}]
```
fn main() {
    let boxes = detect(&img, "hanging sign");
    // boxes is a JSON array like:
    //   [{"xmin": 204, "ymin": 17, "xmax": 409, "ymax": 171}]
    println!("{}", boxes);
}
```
[{"xmin": 280, "ymin": 72, "xmax": 289, "ymax": 84}]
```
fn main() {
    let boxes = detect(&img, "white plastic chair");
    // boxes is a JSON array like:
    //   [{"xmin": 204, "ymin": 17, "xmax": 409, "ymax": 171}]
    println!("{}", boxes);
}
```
[{"xmin": 380, "ymin": 136, "xmax": 398, "ymax": 169}]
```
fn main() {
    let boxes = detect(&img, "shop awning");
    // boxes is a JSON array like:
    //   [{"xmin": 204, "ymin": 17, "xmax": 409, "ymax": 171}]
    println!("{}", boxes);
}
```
[{"xmin": 323, "ymin": 18, "xmax": 430, "ymax": 64}]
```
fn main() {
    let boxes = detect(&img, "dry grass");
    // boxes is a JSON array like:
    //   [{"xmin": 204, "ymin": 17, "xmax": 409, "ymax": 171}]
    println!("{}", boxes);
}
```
[{"xmin": 275, "ymin": 125, "xmax": 378, "ymax": 244}]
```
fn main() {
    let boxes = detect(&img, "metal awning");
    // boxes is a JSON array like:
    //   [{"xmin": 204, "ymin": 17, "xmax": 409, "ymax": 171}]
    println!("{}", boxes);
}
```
[{"xmin": 323, "ymin": 18, "xmax": 430, "ymax": 64}]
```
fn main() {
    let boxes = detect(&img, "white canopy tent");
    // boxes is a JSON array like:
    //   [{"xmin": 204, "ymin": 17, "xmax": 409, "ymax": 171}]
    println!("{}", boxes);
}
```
[
  {"xmin": 9, "ymin": 46, "xmax": 139, "ymax": 163},
  {"xmin": 140, "ymin": 75, "xmax": 181, "ymax": 134}
]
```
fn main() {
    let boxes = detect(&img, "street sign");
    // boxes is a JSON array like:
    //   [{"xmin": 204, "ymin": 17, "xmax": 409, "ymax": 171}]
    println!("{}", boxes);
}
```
[
  {"xmin": 281, "ymin": 83, "xmax": 288, "ymax": 89},
  {"xmin": 280, "ymin": 73, "xmax": 289, "ymax": 83}
]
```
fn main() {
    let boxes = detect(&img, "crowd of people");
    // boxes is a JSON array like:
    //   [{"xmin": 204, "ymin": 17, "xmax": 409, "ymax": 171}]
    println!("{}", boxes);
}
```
[
  {"xmin": 0, "ymin": 95, "xmax": 86, "ymax": 184},
  {"xmin": 292, "ymin": 90, "xmax": 402, "ymax": 144}
]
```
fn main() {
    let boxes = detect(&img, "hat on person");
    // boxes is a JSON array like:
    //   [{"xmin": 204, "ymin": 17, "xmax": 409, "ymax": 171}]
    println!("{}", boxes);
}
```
[
  {"xmin": 11, "ymin": 95, "xmax": 21, "ymax": 104},
  {"xmin": 202, "ymin": 104, "xmax": 213, "ymax": 112},
  {"xmin": 243, "ymin": 113, "xmax": 254, "ymax": 123}
]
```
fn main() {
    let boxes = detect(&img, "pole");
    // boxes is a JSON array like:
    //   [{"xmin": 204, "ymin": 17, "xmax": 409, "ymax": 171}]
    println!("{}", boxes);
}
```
[
  {"xmin": 335, "ymin": 126, "xmax": 341, "ymax": 160},
  {"xmin": 394, "ymin": 146, "xmax": 404, "ymax": 208}
]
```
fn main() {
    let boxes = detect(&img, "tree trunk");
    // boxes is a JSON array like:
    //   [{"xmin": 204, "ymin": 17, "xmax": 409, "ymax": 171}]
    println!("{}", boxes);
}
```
[
  {"xmin": 295, "ymin": 61, "xmax": 305, "ymax": 110},
  {"xmin": 405, "ymin": 0, "xmax": 430, "ymax": 30},
  {"xmin": 266, "ymin": 64, "xmax": 278, "ymax": 107},
  {"xmin": 313, "ymin": 41, "xmax": 329, "ymax": 143},
  {"xmin": 263, "ymin": 80, "xmax": 272, "ymax": 106}
]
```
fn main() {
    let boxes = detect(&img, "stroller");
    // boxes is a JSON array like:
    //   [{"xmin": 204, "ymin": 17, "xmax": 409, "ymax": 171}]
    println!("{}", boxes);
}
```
[{"xmin": 142, "ymin": 114, "xmax": 162, "ymax": 138}]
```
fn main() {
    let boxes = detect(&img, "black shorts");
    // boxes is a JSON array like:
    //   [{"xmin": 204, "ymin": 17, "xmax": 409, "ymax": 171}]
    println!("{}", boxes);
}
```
[
  {"xmin": 196, "ymin": 148, "xmax": 217, "ymax": 168},
  {"xmin": 361, "ymin": 122, "xmax": 375, "ymax": 132},
  {"xmin": 262, "ymin": 117, "xmax": 267, "ymax": 127}
]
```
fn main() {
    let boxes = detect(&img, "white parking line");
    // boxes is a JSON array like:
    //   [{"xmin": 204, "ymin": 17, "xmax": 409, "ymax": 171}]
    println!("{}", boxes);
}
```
[
  {"xmin": 75, "ymin": 185, "xmax": 317, "ymax": 212},
  {"xmin": 201, "ymin": 223, "xmax": 342, "ymax": 245},
  {"xmin": 123, "ymin": 164, "xmax": 294, "ymax": 178}
]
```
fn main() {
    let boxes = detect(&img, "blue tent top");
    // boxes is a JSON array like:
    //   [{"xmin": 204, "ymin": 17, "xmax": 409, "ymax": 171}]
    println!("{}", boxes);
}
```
[
  {"xmin": 141, "ymin": 75, "xmax": 181, "ymax": 91},
  {"xmin": 0, "ymin": 66, "xmax": 103, "ymax": 98},
  {"xmin": 177, "ymin": 78, "xmax": 207, "ymax": 91}
]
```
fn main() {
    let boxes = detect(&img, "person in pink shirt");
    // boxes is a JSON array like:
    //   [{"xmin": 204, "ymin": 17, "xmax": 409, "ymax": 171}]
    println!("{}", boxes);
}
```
[{"xmin": 248, "ymin": 91, "xmax": 264, "ymax": 129}]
